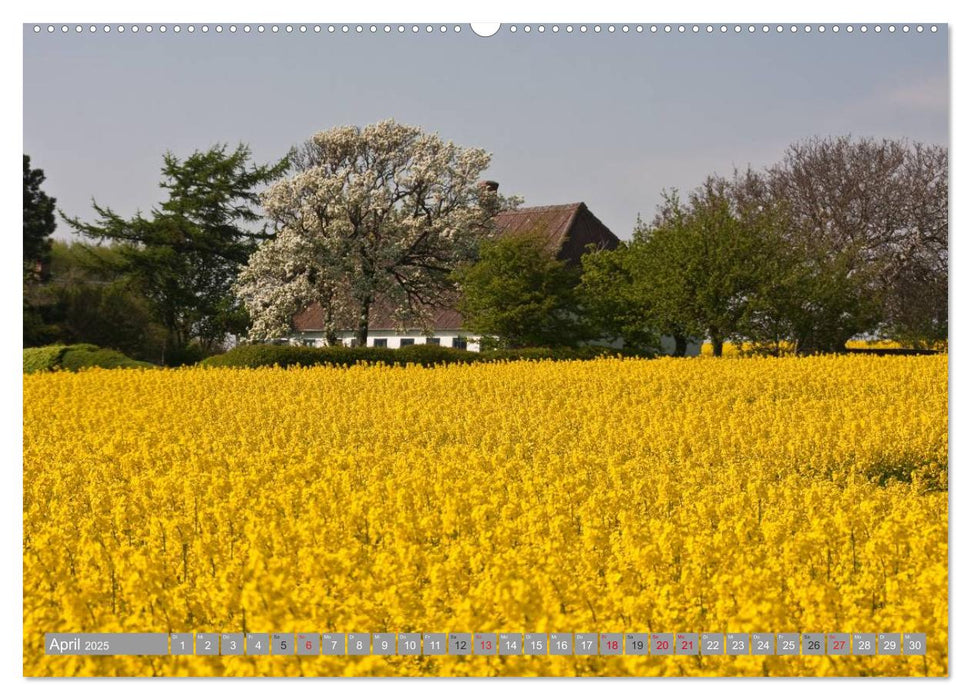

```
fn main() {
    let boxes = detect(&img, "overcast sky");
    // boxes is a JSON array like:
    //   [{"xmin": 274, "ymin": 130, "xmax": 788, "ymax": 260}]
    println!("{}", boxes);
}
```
[{"xmin": 24, "ymin": 24, "xmax": 948, "ymax": 240}]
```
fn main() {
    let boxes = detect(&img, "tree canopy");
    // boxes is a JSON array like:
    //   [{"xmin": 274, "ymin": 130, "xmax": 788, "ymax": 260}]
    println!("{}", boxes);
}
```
[
  {"xmin": 24, "ymin": 154, "xmax": 56, "ymax": 281},
  {"xmin": 64, "ymin": 144, "xmax": 287, "ymax": 362},
  {"xmin": 453, "ymin": 231, "xmax": 588, "ymax": 350},
  {"xmin": 582, "ymin": 136, "xmax": 947, "ymax": 355},
  {"xmin": 236, "ymin": 120, "xmax": 503, "ymax": 345}
]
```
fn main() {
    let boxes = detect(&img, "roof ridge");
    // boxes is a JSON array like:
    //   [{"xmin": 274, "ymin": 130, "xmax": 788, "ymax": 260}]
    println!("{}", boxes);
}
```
[{"xmin": 498, "ymin": 202, "xmax": 585, "ymax": 213}]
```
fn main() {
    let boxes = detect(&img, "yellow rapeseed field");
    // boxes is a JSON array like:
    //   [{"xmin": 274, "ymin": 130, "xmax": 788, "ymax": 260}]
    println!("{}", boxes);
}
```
[{"xmin": 23, "ymin": 355, "xmax": 947, "ymax": 677}]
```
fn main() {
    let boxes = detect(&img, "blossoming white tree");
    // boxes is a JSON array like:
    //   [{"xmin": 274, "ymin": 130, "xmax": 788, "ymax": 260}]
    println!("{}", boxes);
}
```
[{"xmin": 235, "ymin": 120, "xmax": 502, "ymax": 345}]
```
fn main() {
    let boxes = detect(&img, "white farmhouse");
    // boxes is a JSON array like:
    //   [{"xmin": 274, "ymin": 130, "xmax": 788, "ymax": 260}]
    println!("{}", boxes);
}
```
[{"xmin": 288, "ymin": 198, "xmax": 700, "ymax": 356}]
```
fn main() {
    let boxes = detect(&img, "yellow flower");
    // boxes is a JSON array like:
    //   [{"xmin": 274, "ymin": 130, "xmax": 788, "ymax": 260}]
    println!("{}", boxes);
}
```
[{"xmin": 23, "ymin": 355, "xmax": 947, "ymax": 677}]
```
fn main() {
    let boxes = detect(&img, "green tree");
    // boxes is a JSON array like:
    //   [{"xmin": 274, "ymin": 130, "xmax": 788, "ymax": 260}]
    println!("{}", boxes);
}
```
[
  {"xmin": 633, "ymin": 181, "xmax": 778, "ymax": 357},
  {"xmin": 24, "ymin": 154, "xmax": 56, "ymax": 281},
  {"xmin": 24, "ymin": 241, "xmax": 167, "ymax": 361},
  {"xmin": 748, "ymin": 136, "xmax": 946, "ymax": 352},
  {"xmin": 628, "ymin": 207, "xmax": 704, "ymax": 357},
  {"xmin": 454, "ymin": 232, "xmax": 588, "ymax": 349},
  {"xmin": 24, "ymin": 155, "xmax": 59, "ymax": 344},
  {"xmin": 578, "ymin": 242, "xmax": 661, "ymax": 354},
  {"xmin": 64, "ymin": 144, "xmax": 287, "ymax": 362},
  {"xmin": 236, "ymin": 121, "xmax": 500, "ymax": 345}
]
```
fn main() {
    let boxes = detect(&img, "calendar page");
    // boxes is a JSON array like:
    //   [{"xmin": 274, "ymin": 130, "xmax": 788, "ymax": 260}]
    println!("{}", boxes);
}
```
[{"xmin": 21, "ymin": 10, "xmax": 948, "ymax": 681}]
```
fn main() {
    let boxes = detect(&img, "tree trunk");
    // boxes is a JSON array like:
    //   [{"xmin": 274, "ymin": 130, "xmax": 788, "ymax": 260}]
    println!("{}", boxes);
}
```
[
  {"xmin": 355, "ymin": 297, "xmax": 371, "ymax": 347},
  {"xmin": 709, "ymin": 330, "xmax": 724, "ymax": 358},
  {"xmin": 674, "ymin": 334, "xmax": 688, "ymax": 358}
]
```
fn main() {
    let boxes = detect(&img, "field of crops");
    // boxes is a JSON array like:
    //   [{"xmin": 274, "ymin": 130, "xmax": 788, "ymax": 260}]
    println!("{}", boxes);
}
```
[{"xmin": 23, "ymin": 355, "xmax": 948, "ymax": 676}]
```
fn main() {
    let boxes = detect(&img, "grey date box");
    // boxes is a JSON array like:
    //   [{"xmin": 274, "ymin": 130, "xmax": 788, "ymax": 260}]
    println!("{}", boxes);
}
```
[
  {"xmin": 701, "ymin": 633, "xmax": 723, "ymax": 655},
  {"xmin": 550, "ymin": 632, "xmax": 573, "ymax": 655},
  {"xmin": 372, "ymin": 633, "xmax": 396, "ymax": 655},
  {"xmin": 625, "ymin": 633, "xmax": 649, "ymax": 655},
  {"xmin": 423, "ymin": 633, "xmax": 446, "ymax": 655},
  {"xmin": 195, "ymin": 632, "xmax": 219, "ymax": 656},
  {"xmin": 878, "ymin": 633, "xmax": 900, "ymax": 656},
  {"xmin": 246, "ymin": 633, "xmax": 269, "ymax": 655},
  {"xmin": 398, "ymin": 633, "xmax": 421, "ymax": 656},
  {"xmin": 651, "ymin": 633, "xmax": 673, "ymax": 655},
  {"xmin": 726, "ymin": 633, "xmax": 748, "ymax": 656},
  {"xmin": 499, "ymin": 633, "xmax": 522, "ymax": 655},
  {"xmin": 600, "ymin": 633, "xmax": 623, "ymax": 656},
  {"xmin": 296, "ymin": 633, "xmax": 319, "ymax": 655},
  {"xmin": 676, "ymin": 633, "xmax": 698, "ymax": 655},
  {"xmin": 321, "ymin": 633, "xmax": 345, "ymax": 655},
  {"xmin": 853, "ymin": 633, "xmax": 875, "ymax": 656},
  {"xmin": 448, "ymin": 633, "xmax": 471, "ymax": 655},
  {"xmin": 474, "ymin": 632, "xmax": 497, "ymax": 655},
  {"xmin": 802, "ymin": 633, "xmax": 824, "ymax": 655},
  {"xmin": 776, "ymin": 633, "xmax": 799, "ymax": 655},
  {"xmin": 575, "ymin": 633, "xmax": 598, "ymax": 655},
  {"xmin": 347, "ymin": 633, "xmax": 370, "ymax": 655},
  {"xmin": 221, "ymin": 633, "xmax": 244, "ymax": 656},
  {"xmin": 272, "ymin": 633, "xmax": 294, "ymax": 655},
  {"xmin": 170, "ymin": 633, "xmax": 193, "ymax": 655},
  {"xmin": 525, "ymin": 633, "xmax": 548, "ymax": 655},
  {"xmin": 903, "ymin": 633, "xmax": 926, "ymax": 656},
  {"xmin": 827, "ymin": 633, "xmax": 850, "ymax": 655},
  {"xmin": 751, "ymin": 633, "xmax": 773, "ymax": 655}
]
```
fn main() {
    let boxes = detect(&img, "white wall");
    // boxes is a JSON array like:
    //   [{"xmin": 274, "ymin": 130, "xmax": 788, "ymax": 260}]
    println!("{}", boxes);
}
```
[
  {"xmin": 290, "ymin": 331, "xmax": 481, "ymax": 352},
  {"xmin": 289, "ymin": 331, "xmax": 698, "ymax": 356}
]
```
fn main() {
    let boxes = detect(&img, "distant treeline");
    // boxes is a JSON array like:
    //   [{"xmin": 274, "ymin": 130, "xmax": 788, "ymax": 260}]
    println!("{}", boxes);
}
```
[{"xmin": 23, "ymin": 131, "xmax": 947, "ymax": 364}]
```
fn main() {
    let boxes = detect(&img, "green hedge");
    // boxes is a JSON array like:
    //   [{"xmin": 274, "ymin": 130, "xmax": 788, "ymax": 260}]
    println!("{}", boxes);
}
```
[
  {"xmin": 23, "ymin": 345, "xmax": 71, "ymax": 373},
  {"xmin": 24, "ymin": 344, "xmax": 152, "ymax": 373},
  {"xmin": 200, "ymin": 343, "xmax": 647, "ymax": 369},
  {"xmin": 481, "ymin": 346, "xmax": 643, "ymax": 362}
]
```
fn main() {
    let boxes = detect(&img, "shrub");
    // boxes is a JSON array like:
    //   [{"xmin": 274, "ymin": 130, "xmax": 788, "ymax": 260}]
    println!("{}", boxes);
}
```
[
  {"xmin": 393, "ymin": 343, "xmax": 477, "ymax": 365},
  {"xmin": 24, "ymin": 344, "xmax": 151, "ymax": 372},
  {"xmin": 202, "ymin": 344, "xmax": 395, "ymax": 369},
  {"xmin": 60, "ymin": 346, "xmax": 153, "ymax": 371},
  {"xmin": 482, "ymin": 346, "xmax": 648, "ymax": 362},
  {"xmin": 23, "ymin": 345, "xmax": 69, "ymax": 374},
  {"xmin": 162, "ymin": 343, "xmax": 210, "ymax": 367},
  {"xmin": 200, "ymin": 343, "xmax": 648, "ymax": 369}
]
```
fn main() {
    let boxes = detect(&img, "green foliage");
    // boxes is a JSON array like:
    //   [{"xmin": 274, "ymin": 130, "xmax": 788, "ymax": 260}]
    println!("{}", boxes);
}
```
[
  {"xmin": 23, "ymin": 345, "xmax": 68, "ymax": 373},
  {"xmin": 640, "ymin": 182, "xmax": 782, "ymax": 357},
  {"xmin": 578, "ymin": 243, "xmax": 661, "ymax": 353},
  {"xmin": 738, "ymin": 137, "xmax": 946, "ymax": 353},
  {"xmin": 453, "ymin": 232, "xmax": 590, "ymax": 349},
  {"xmin": 595, "ymin": 179, "xmax": 796, "ymax": 357},
  {"xmin": 774, "ymin": 247, "xmax": 883, "ymax": 355},
  {"xmin": 23, "ymin": 344, "xmax": 151, "ymax": 373},
  {"xmin": 63, "ymin": 144, "xmax": 288, "ymax": 358},
  {"xmin": 201, "ymin": 344, "xmax": 399, "ymax": 368},
  {"xmin": 23, "ymin": 241, "xmax": 169, "ymax": 361},
  {"xmin": 59, "ymin": 346, "xmax": 153, "ymax": 371},
  {"xmin": 162, "ymin": 343, "xmax": 210, "ymax": 367},
  {"xmin": 23, "ymin": 154, "xmax": 56, "ymax": 282},
  {"xmin": 239, "ymin": 121, "xmax": 500, "ymax": 346},
  {"xmin": 393, "ymin": 344, "xmax": 477, "ymax": 365},
  {"xmin": 201, "ymin": 343, "xmax": 643, "ymax": 369},
  {"xmin": 480, "ymin": 346, "xmax": 647, "ymax": 362}
]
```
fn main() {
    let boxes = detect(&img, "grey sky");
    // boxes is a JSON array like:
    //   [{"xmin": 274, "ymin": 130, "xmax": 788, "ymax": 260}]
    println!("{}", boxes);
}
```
[{"xmin": 24, "ymin": 25, "xmax": 948, "ymax": 240}]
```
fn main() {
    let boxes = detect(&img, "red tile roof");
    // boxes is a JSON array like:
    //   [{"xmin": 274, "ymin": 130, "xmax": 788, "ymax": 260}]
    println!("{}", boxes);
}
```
[{"xmin": 293, "ymin": 202, "xmax": 619, "ymax": 333}]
